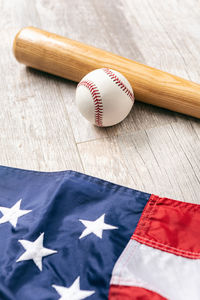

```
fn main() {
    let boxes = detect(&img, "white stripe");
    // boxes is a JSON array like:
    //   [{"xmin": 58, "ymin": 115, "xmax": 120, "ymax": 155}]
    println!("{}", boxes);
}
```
[{"xmin": 110, "ymin": 240, "xmax": 200, "ymax": 300}]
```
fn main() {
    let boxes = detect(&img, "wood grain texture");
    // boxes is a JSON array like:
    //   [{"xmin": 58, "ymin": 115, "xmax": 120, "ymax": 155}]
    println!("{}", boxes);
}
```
[
  {"xmin": 0, "ymin": 0, "xmax": 200, "ymax": 203},
  {"xmin": 78, "ymin": 121, "xmax": 200, "ymax": 203},
  {"xmin": 13, "ymin": 26, "xmax": 200, "ymax": 118}
]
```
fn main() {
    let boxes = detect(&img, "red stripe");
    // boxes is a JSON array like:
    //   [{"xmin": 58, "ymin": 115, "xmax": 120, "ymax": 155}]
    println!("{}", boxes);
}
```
[
  {"xmin": 109, "ymin": 285, "xmax": 167, "ymax": 300},
  {"xmin": 132, "ymin": 194, "xmax": 200, "ymax": 259}
]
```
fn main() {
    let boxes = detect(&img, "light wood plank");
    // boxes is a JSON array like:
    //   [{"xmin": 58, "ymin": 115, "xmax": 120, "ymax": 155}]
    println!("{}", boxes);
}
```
[
  {"xmin": 0, "ymin": 3, "xmax": 83, "ymax": 171},
  {"xmin": 77, "ymin": 137, "xmax": 134, "ymax": 188},
  {"xmin": 78, "ymin": 122, "xmax": 200, "ymax": 203}
]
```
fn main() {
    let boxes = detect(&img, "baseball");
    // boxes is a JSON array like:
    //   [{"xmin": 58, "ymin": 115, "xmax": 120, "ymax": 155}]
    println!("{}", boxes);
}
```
[{"xmin": 75, "ymin": 68, "xmax": 134, "ymax": 127}]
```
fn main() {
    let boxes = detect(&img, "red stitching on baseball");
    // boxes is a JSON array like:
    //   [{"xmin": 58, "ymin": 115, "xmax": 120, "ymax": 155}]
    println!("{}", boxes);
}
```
[
  {"xmin": 102, "ymin": 68, "xmax": 134, "ymax": 102},
  {"xmin": 78, "ymin": 80, "xmax": 103, "ymax": 126}
]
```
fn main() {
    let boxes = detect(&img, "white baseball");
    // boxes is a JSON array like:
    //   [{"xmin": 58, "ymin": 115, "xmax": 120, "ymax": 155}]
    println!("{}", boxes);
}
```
[{"xmin": 75, "ymin": 68, "xmax": 134, "ymax": 127}]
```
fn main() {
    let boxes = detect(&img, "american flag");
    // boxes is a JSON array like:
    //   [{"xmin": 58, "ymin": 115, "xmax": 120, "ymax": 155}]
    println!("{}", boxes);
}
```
[{"xmin": 0, "ymin": 166, "xmax": 199, "ymax": 299}]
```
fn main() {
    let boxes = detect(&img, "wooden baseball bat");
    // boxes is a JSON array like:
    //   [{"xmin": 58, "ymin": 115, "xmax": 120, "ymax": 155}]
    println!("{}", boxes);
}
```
[{"xmin": 13, "ymin": 26, "xmax": 200, "ymax": 118}]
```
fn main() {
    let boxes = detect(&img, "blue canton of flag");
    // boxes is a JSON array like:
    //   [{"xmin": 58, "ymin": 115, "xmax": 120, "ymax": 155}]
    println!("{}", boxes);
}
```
[{"xmin": 0, "ymin": 166, "xmax": 149, "ymax": 300}]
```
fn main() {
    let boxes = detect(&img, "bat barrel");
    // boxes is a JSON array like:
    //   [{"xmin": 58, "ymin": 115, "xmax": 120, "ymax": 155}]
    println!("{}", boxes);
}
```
[{"xmin": 13, "ymin": 26, "xmax": 200, "ymax": 118}]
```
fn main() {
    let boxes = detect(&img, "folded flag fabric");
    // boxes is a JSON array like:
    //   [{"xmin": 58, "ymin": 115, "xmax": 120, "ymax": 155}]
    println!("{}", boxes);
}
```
[
  {"xmin": 0, "ymin": 166, "xmax": 199, "ymax": 300},
  {"xmin": 109, "ymin": 195, "xmax": 200, "ymax": 299}
]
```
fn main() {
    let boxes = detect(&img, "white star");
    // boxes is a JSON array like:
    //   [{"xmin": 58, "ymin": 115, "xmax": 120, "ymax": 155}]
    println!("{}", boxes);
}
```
[
  {"xmin": 52, "ymin": 276, "xmax": 95, "ymax": 300},
  {"xmin": 16, "ymin": 232, "xmax": 57, "ymax": 271},
  {"xmin": 0, "ymin": 199, "xmax": 31, "ymax": 228},
  {"xmin": 79, "ymin": 214, "xmax": 118, "ymax": 239}
]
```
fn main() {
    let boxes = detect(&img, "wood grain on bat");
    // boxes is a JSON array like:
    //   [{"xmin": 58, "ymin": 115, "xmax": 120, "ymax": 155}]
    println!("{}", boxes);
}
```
[{"xmin": 13, "ymin": 27, "xmax": 200, "ymax": 118}]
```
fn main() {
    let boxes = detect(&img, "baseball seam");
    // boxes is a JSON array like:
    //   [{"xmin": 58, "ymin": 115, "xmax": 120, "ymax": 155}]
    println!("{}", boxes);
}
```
[
  {"xmin": 77, "ymin": 80, "xmax": 103, "ymax": 126},
  {"xmin": 102, "ymin": 68, "xmax": 134, "ymax": 102}
]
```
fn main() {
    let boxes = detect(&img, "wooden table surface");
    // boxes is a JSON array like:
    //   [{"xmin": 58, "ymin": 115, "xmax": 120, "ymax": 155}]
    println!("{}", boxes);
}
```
[{"xmin": 1, "ymin": 0, "xmax": 200, "ymax": 203}]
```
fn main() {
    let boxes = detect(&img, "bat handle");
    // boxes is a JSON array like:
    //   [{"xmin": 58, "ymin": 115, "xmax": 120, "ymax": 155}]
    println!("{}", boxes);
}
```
[{"xmin": 13, "ymin": 26, "xmax": 200, "ymax": 118}]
